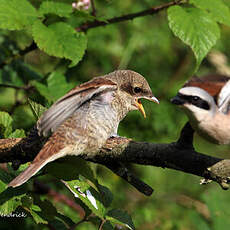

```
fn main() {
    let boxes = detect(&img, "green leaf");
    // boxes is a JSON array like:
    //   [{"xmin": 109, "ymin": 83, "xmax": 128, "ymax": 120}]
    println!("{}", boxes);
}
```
[
  {"xmin": 29, "ymin": 207, "xmax": 48, "ymax": 224},
  {"xmin": 33, "ymin": 81, "xmax": 52, "ymax": 102},
  {"xmin": 34, "ymin": 72, "xmax": 73, "ymax": 102},
  {"xmin": 46, "ymin": 157, "xmax": 96, "ymax": 182},
  {"xmin": 73, "ymin": 10, "xmax": 96, "ymax": 21},
  {"xmin": 7, "ymin": 162, "xmax": 30, "ymax": 177},
  {"xmin": 46, "ymin": 72, "xmax": 74, "ymax": 100},
  {"xmin": 48, "ymin": 219, "xmax": 69, "ymax": 230},
  {"xmin": 190, "ymin": 0, "xmax": 230, "ymax": 26},
  {"xmin": 97, "ymin": 184, "xmax": 113, "ymax": 208},
  {"xmin": 0, "ymin": 61, "xmax": 43, "ymax": 87},
  {"xmin": 56, "ymin": 213, "xmax": 76, "ymax": 228},
  {"xmin": 8, "ymin": 129, "xmax": 26, "ymax": 138},
  {"xmin": 32, "ymin": 21, "xmax": 87, "ymax": 67},
  {"xmin": 21, "ymin": 196, "xmax": 33, "ymax": 208},
  {"xmin": 0, "ymin": 0, "xmax": 39, "ymax": 30},
  {"xmin": 0, "ymin": 168, "xmax": 27, "ymax": 214},
  {"xmin": 0, "ymin": 111, "xmax": 13, "ymax": 138},
  {"xmin": 39, "ymin": 1, "xmax": 73, "ymax": 18},
  {"xmin": 167, "ymin": 6, "xmax": 220, "ymax": 70},
  {"xmin": 28, "ymin": 98, "xmax": 47, "ymax": 119},
  {"xmin": 106, "ymin": 209, "xmax": 135, "ymax": 230},
  {"xmin": 0, "ymin": 66, "xmax": 24, "ymax": 87},
  {"xmin": 35, "ymin": 199, "xmax": 58, "ymax": 221},
  {"xmin": 31, "ymin": 204, "xmax": 41, "ymax": 212},
  {"xmin": 28, "ymin": 199, "xmax": 58, "ymax": 224},
  {"xmin": 8, "ymin": 30, "xmax": 33, "ymax": 49},
  {"xmin": 64, "ymin": 179, "xmax": 106, "ymax": 218},
  {"xmin": 102, "ymin": 221, "xmax": 114, "ymax": 230}
]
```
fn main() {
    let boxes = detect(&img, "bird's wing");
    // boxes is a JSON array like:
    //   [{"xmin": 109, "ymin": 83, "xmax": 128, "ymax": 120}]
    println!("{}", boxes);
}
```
[
  {"xmin": 184, "ymin": 74, "xmax": 229, "ymax": 99},
  {"xmin": 218, "ymin": 79, "xmax": 230, "ymax": 114},
  {"xmin": 37, "ymin": 77, "xmax": 117, "ymax": 136}
]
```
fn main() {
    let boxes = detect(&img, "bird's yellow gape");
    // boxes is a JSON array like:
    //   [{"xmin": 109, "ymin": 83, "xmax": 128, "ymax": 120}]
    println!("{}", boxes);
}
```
[
  {"xmin": 135, "ymin": 96, "xmax": 159, "ymax": 118},
  {"xmin": 8, "ymin": 70, "xmax": 159, "ymax": 188}
]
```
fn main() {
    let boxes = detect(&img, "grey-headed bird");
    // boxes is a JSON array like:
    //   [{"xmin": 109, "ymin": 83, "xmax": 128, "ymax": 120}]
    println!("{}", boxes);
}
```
[{"xmin": 171, "ymin": 74, "xmax": 230, "ymax": 144}]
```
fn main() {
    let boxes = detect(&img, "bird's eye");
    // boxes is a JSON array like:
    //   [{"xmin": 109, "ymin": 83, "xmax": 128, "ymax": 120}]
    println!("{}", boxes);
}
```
[
  {"xmin": 134, "ymin": 87, "xmax": 142, "ymax": 94},
  {"xmin": 192, "ymin": 96, "xmax": 199, "ymax": 101}
]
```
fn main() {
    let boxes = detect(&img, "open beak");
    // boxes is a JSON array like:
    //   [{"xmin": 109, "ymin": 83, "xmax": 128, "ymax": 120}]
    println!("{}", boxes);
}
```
[{"xmin": 135, "ymin": 96, "xmax": 159, "ymax": 118}]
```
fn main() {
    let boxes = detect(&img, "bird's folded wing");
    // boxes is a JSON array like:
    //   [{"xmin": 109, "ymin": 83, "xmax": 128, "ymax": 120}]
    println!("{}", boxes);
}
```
[
  {"xmin": 218, "ymin": 79, "xmax": 230, "ymax": 114},
  {"xmin": 184, "ymin": 74, "xmax": 229, "ymax": 98},
  {"xmin": 37, "ymin": 77, "xmax": 117, "ymax": 136}
]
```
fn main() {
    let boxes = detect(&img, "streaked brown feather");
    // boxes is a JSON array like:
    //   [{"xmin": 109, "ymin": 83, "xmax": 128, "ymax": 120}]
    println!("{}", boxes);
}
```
[{"xmin": 37, "ymin": 77, "xmax": 117, "ymax": 137}]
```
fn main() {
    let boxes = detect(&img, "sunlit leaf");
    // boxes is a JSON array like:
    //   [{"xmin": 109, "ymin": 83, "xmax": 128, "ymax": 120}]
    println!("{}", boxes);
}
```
[
  {"xmin": 0, "ymin": 169, "xmax": 27, "ymax": 214},
  {"xmin": 34, "ymin": 72, "xmax": 73, "ymax": 102},
  {"xmin": 32, "ymin": 21, "xmax": 87, "ymax": 67},
  {"xmin": 8, "ymin": 129, "xmax": 25, "ymax": 138},
  {"xmin": 46, "ymin": 157, "xmax": 96, "ymax": 182},
  {"xmin": 0, "ymin": 111, "xmax": 13, "ymax": 138},
  {"xmin": 28, "ymin": 98, "xmax": 47, "ymax": 119},
  {"xmin": 39, "ymin": 1, "xmax": 73, "ymax": 18},
  {"xmin": 0, "ymin": 0, "xmax": 39, "ymax": 30},
  {"xmin": 64, "ymin": 179, "xmax": 106, "ymax": 218},
  {"xmin": 190, "ymin": 0, "xmax": 230, "ymax": 26},
  {"xmin": 106, "ymin": 209, "xmax": 135, "ymax": 230},
  {"xmin": 168, "ymin": 6, "xmax": 220, "ymax": 70}
]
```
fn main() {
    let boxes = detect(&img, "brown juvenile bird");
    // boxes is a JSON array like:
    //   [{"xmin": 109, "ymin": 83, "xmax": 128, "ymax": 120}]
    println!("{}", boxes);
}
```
[
  {"xmin": 171, "ymin": 74, "xmax": 230, "ymax": 144},
  {"xmin": 9, "ymin": 70, "xmax": 159, "ymax": 187}
]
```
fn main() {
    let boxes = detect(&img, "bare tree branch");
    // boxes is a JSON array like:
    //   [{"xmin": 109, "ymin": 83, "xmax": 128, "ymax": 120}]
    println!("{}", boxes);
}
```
[
  {"xmin": 1, "ymin": 123, "xmax": 230, "ymax": 196},
  {"xmin": 76, "ymin": 0, "xmax": 184, "ymax": 32},
  {"xmin": 0, "ymin": 1, "xmax": 184, "ymax": 69}
]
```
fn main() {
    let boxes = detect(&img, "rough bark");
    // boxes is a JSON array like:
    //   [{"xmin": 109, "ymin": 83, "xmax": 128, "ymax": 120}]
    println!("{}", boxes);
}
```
[{"xmin": 1, "ymin": 123, "xmax": 230, "ymax": 196}]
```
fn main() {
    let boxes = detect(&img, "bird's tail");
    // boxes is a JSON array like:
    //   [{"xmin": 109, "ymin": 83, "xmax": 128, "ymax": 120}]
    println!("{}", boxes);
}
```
[{"xmin": 8, "ymin": 160, "xmax": 48, "ymax": 188}]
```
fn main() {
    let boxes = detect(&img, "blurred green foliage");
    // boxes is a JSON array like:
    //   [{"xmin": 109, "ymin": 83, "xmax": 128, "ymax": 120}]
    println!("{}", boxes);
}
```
[{"xmin": 0, "ymin": 0, "xmax": 230, "ymax": 229}]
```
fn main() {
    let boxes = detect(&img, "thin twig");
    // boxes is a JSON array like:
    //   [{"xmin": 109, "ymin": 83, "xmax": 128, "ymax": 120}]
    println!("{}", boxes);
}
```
[
  {"xmin": 0, "ymin": 84, "xmax": 26, "ymax": 90},
  {"xmin": 0, "ymin": 42, "xmax": 37, "ymax": 69},
  {"xmin": 98, "ymin": 219, "xmax": 106, "ymax": 230},
  {"xmin": 0, "ymin": 83, "xmax": 33, "ymax": 91},
  {"xmin": 0, "ymin": 1, "xmax": 184, "ymax": 71},
  {"xmin": 77, "ymin": 0, "xmax": 184, "ymax": 32},
  {"xmin": 91, "ymin": 0, "xmax": 96, "ymax": 16}
]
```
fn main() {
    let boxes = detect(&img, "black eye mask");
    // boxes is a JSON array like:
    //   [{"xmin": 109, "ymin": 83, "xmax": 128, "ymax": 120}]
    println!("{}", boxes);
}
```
[{"xmin": 171, "ymin": 93, "xmax": 210, "ymax": 110}]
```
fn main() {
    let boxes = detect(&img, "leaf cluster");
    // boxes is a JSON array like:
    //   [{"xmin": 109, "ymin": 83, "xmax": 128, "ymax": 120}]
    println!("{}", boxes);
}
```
[{"xmin": 0, "ymin": 0, "xmax": 230, "ymax": 229}]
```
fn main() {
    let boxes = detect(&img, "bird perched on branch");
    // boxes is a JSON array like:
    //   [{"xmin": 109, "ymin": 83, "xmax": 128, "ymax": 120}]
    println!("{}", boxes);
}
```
[
  {"xmin": 8, "ymin": 70, "xmax": 159, "ymax": 187},
  {"xmin": 171, "ymin": 74, "xmax": 230, "ymax": 144}
]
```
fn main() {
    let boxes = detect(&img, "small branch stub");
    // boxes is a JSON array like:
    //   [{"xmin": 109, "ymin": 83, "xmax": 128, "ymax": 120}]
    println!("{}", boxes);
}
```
[{"xmin": 0, "ymin": 122, "xmax": 230, "ymax": 195}]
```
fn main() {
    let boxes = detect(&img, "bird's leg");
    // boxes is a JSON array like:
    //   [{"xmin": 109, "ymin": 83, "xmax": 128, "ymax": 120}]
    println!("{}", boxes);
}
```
[{"xmin": 109, "ymin": 126, "xmax": 128, "ymax": 143}]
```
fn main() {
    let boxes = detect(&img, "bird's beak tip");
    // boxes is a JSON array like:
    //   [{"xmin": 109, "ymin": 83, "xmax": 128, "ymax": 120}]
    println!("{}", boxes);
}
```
[
  {"xmin": 171, "ymin": 95, "xmax": 184, "ymax": 105},
  {"xmin": 151, "ymin": 96, "xmax": 160, "ymax": 104}
]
